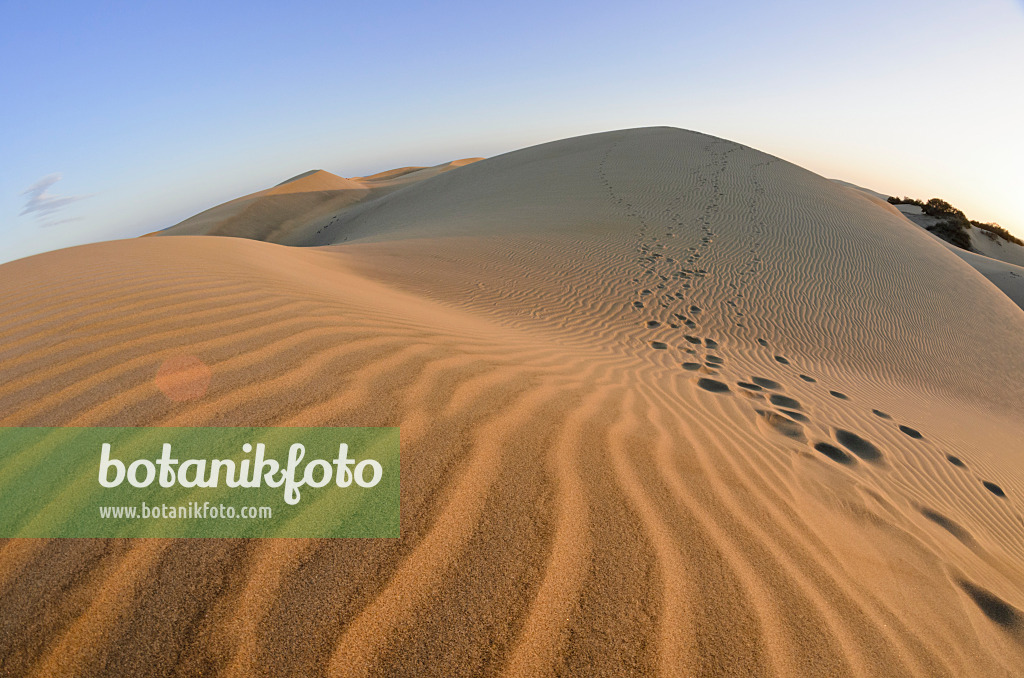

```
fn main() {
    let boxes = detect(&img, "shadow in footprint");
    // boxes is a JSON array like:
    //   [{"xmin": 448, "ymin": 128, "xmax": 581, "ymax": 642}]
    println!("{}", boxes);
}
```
[
  {"xmin": 957, "ymin": 580, "xmax": 1023, "ymax": 631},
  {"xmin": 983, "ymin": 481, "xmax": 1006, "ymax": 498},
  {"xmin": 651, "ymin": 341, "xmax": 668, "ymax": 350},
  {"xmin": 757, "ymin": 338, "xmax": 769, "ymax": 347},
  {"xmin": 697, "ymin": 378, "xmax": 730, "ymax": 394},
  {"xmin": 814, "ymin": 442, "xmax": 856, "ymax": 466},
  {"xmin": 799, "ymin": 374, "xmax": 816, "ymax": 383},
  {"xmin": 829, "ymin": 391, "xmax": 848, "ymax": 400},
  {"xmin": 681, "ymin": 362, "xmax": 702, "ymax": 371},
  {"xmin": 920, "ymin": 509, "xmax": 975, "ymax": 546},
  {"xmin": 737, "ymin": 382, "xmax": 762, "ymax": 391},
  {"xmin": 774, "ymin": 356, "xmax": 790, "ymax": 365},
  {"xmin": 899, "ymin": 425, "xmax": 923, "ymax": 439},
  {"xmin": 947, "ymin": 455, "xmax": 965, "ymax": 468},
  {"xmin": 872, "ymin": 409, "xmax": 892, "ymax": 420},
  {"xmin": 706, "ymin": 355, "xmax": 724, "ymax": 365},
  {"xmin": 782, "ymin": 410, "xmax": 809, "ymax": 423},
  {"xmin": 835, "ymin": 429, "xmax": 883, "ymax": 463},
  {"xmin": 769, "ymin": 394, "xmax": 802, "ymax": 410},
  {"xmin": 757, "ymin": 410, "xmax": 805, "ymax": 442},
  {"xmin": 751, "ymin": 377, "xmax": 781, "ymax": 390}
]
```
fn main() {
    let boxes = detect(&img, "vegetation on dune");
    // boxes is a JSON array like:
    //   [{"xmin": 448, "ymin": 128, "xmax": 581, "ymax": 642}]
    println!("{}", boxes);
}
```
[
  {"xmin": 887, "ymin": 196, "xmax": 1024, "ymax": 249},
  {"xmin": 969, "ymin": 220, "xmax": 1023, "ymax": 247}
]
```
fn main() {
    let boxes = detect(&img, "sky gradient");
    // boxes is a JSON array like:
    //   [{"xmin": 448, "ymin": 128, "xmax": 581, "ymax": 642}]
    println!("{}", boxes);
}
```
[{"xmin": 2, "ymin": 0, "xmax": 1022, "ymax": 264}]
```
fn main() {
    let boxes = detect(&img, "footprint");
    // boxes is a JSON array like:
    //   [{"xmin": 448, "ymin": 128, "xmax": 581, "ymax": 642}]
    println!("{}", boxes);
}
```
[
  {"xmin": 799, "ymin": 375, "xmax": 816, "ymax": 383},
  {"xmin": 737, "ymin": 382, "xmax": 762, "ymax": 391},
  {"xmin": 774, "ymin": 356, "xmax": 790, "ymax": 365},
  {"xmin": 898, "ymin": 425, "xmax": 922, "ymax": 439},
  {"xmin": 757, "ymin": 410, "xmax": 806, "ymax": 441},
  {"xmin": 769, "ymin": 394, "xmax": 801, "ymax": 410},
  {"xmin": 684, "ymin": 335, "xmax": 702, "ymax": 345},
  {"xmin": 872, "ymin": 409, "xmax": 892, "ymax": 420},
  {"xmin": 690, "ymin": 305, "xmax": 702, "ymax": 314},
  {"xmin": 946, "ymin": 455, "xmax": 966, "ymax": 467},
  {"xmin": 782, "ymin": 410, "xmax": 809, "ymax": 423},
  {"xmin": 646, "ymin": 321, "xmax": 662, "ymax": 328},
  {"xmin": 751, "ymin": 377, "xmax": 781, "ymax": 390},
  {"xmin": 920, "ymin": 508, "xmax": 974, "ymax": 545},
  {"xmin": 632, "ymin": 301, "xmax": 644, "ymax": 309},
  {"xmin": 651, "ymin": 341, "xmax": 668, "ymax": 350},
  {"xmin": 681, "ymin": 362, "xmax": 702, "ymax": 371},
  {"xmin": 697, "ymin": 378, "xmax": 730, "ymax": 394},
  {"xmin": 705, "ymin": 355, "xmax": 724, "ymax": 365},
  {"xmin": 829, "ymin": 391, "xmax": 848, "ymax": 400},
  {"xmin": 957, "ymin": 580, "xmax": 1022, "ymax": 630},
  {"xmin": 704, "ymin": 338, "xmax": 719, "ymax": 349},
  {"xmin": 757, "ymin": 339, "xmax": 769, "ymax": 347},
  {"xmin": 835, "ymin": 429, "xmax": 883, "ymax": 463},
  {"xmin": 814, "ymin": 442, "xmax": 856, "ymax": 466},
  {"xmin": 982, "ymin": 481, "xmax": 1006, "ymax": 498}
]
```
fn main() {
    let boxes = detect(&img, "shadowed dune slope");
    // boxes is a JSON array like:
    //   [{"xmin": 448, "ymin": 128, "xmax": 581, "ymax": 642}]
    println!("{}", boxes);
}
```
[
  {"xmin": 1, "ymin": 127, "xmax": 1023, "ymax": 677},
  {"xmin": 944, "ymin": 249, "xmax": 1024, "ymax": 311}
]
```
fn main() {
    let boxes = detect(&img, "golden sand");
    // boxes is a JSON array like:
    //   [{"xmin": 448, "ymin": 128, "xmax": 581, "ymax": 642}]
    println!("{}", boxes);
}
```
[{"xmin": 1, "ymin": 128, "xmax": 1022, "ymax": 676}]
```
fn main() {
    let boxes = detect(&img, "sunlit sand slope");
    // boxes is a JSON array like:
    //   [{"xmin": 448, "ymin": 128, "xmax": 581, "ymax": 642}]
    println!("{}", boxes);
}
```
[{"xmin": 1, "ymin": 127, "xmax": 1023, "ymax": 677}]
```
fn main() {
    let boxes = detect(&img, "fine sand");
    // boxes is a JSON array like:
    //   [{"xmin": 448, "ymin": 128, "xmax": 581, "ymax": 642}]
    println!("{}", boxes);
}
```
[
  {"xmin": 1, "ymin": 127, "xmax": 1023, "ymax": 676},
  {"xmin": 881, "ymin": 201, "xmax": 1024, "ymax": 309}
]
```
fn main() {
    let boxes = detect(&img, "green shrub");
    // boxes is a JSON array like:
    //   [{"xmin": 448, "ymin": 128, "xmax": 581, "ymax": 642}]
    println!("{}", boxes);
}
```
[
  {"xmin": 887, "ymin": 196, "xmax": 924, "ymax": 207},
  {"xmin": 926, "ymin": 219, "xmax": 974, "ymax": 251},
  {"xmin": 922, "ymin": 198, "xmax": 967, "ymax": 221}
]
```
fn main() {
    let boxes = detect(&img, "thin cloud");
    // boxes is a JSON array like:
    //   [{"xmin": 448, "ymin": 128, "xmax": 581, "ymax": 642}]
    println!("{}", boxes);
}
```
[
  {"xmin": 20, "ymin": 173, "xmax": 91, "ymax": 219},
  {"xmin": 39, "ymin": 216, "xmax": 84, "ymax": 229}
]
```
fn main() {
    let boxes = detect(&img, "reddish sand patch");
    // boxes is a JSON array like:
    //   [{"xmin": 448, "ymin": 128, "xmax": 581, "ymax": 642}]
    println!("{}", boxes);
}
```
[{"xmin": 154, "ymin": 354, "xmax": 211, "ymax": 402}]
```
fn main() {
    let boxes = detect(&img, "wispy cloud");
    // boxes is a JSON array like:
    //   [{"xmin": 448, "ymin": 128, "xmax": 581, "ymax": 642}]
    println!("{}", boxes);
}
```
[
  {"xmin": 39, "ymin": 216, "xmax": 84, "ymax": 229},
  {"xmin": 20, "ymin": 173, "xmax": 91, "ymax": 225}
]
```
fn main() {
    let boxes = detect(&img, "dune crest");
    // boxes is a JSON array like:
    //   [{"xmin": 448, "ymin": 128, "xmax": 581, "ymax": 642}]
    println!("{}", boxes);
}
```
[{"xmin": 1, "ymin": 128, "xmax": 1023, "ymax": 676}]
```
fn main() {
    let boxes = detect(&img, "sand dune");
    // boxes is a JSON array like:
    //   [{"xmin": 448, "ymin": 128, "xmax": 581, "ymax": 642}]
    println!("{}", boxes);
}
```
[
  {"xmin": 943, "ymin": 249, "xmax": 1024, "ymax": 310},
  {"xmin": 834, "ymin": 183, "xmax": 1024, "ymax": 312},
  {"xmin": 894, "ymin": 202, "xmax": 1024, "ymax": 269},
  {"xmin": 155, "ymin": 158, "xmax": 483, "ymax": 244},
  {"xmin": 1, "ymin": 127, "xmax": 1023, "ymax": 676}
]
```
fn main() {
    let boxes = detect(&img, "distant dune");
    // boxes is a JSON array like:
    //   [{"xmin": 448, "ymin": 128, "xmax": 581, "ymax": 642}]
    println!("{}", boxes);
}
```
[
  {"xmin": 1, "ymin": 127, "xmax": 1023, "ymax": 676},
  {"xmin": 155, "ymin": 158, "xmax": 483, "ymax": 244}
]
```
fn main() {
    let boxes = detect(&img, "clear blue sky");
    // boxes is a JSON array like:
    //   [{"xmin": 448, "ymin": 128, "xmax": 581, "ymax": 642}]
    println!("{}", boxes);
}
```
[{"xmin": 2, "ymin": 0, "xmax": 1022, "ymax": 263}]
